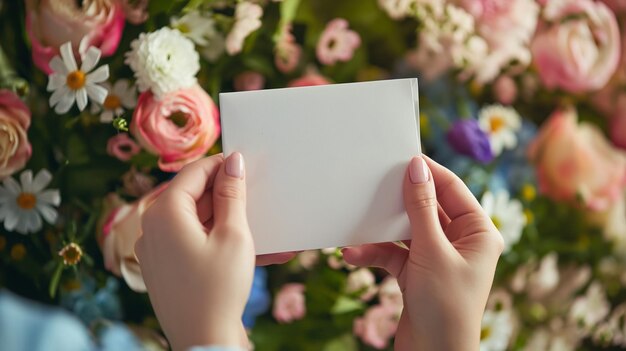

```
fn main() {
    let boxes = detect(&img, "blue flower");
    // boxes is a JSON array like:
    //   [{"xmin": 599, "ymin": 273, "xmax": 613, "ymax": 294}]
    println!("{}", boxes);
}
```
[
  {"xmin": 446, "ymin": 119, "xmax": 494, "ymax": 164},
  {"xmin": 242, "ymin": 267, "xmax": 270, "ymax": 328}
]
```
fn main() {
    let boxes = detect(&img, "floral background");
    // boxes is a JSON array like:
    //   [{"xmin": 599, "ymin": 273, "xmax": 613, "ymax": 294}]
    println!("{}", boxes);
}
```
[{"xmin": 1, "ymin": 0, "xmax": 626, "ymax": 350}]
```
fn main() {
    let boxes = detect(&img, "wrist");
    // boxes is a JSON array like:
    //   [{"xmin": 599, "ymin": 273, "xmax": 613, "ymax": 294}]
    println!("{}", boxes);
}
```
[{"xmin": 170, "ymin": 319, "xmax": 247, "ymax": 351}]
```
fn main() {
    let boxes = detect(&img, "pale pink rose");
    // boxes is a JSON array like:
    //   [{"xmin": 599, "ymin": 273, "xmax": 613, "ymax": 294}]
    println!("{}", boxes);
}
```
[
  {"xmin": 273, "ymin": 283, "xmax": 306, "ymax": 323},
  {"xmin": 0, "ymin": 91, "xmax": 32, "ymax": 179},
  {"xmin": 287, "ymin": 73, "xmax": 331, "ymax": 88},
  {"xmin": 531, "ymin": 0, "xmax": 620, "ymax": 93},
  {"xmin": 353, "ymin": 304, "xmax": 399, "ymax": 349},
  {"xmin": 275, "ymin": 24, "xmax": 302, "ymax": 73},
  {"xmin": 130, "ymin": 85, "xmax": 220, "ymax": 172},
  {"xmin": 120, "ymin": 0, "xmax": 149, "ymax": 24},
  {"xmin": 234, "ymin": 71, "xmax": 265, "ymax": 91},
  {"xmin": 25, "ymin": 0, "xmax": 125, "ymax": 74},
  {"xmin": 225, "ymin": 2, "xmax": 263, "ymax": 55},
  {"xmin": 100, "ymin": 183, "xmax": 168, "ymax": 292},
  {"xmin": 107, "ymin": 133, "xmax": 141, "ymax": 162},
  {"xmin": 493, "ymin": 75, "xmax": 518, "ymax": 105},
  {"xmin": 378, "ymin": 277, "xmax": 403, "ymax": 314},
  {"xmin": 346, "ymin": 268, "xmax": 377, "ymax": 301},
  {"xmin": 527, "ymin": 107, "xmax": 626, "ymax": 211},
  {"xmin": 122, "ymin": 167, "xmax": 156, "ymax": 198},
  {"xmin": 316, "ymin": 18, "xmax": 361, "ymax": 65}
]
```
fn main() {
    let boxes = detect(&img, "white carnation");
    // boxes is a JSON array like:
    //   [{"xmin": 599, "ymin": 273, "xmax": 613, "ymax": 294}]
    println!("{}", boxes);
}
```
[{"xmin": 125, "ymin": 27, "xmax": 200, "ymax": 98}]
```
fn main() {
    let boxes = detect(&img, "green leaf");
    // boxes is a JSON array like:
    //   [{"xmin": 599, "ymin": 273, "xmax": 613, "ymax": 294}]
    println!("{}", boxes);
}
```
[
  {"xmin": 331, "ymin": 296, "xmax": 365, "ymax": 315},
  {"xmin": 130, "ymin": 151, "xmax": 159, "ymax": 169},
  {"xmin": 323, "ymin": 334, "xmax": 358, "ymax": 351},
  {"xmin": 274, "ymin": 0, "xmax": 301, "ymax": 42},
  {"xmin": 49, "ymin": 263, "xmax": 63, "ymax": 298}
]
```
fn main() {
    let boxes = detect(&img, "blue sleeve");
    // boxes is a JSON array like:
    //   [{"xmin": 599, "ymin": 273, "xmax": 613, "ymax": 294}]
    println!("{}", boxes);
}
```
[{"xmin": 188, "ymin": 347, "xmax": 247, "ymax": 351}]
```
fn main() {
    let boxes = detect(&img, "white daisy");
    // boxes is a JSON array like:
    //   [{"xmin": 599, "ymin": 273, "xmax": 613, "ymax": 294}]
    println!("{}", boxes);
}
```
[
  {"xmin": 0, "ymin": 169, "xmax": 61, "ymax": 234},
  {"xmin": 570, "ymin": 282, "xmax": 610, "ymax": 332},
  {"xmin": 481, "ymin": 190, "xmax": 526, "ymax": 253},
  {"xmin": 170, "ymin": 10, "xmax": 218, "ymax": 47},
  {"xmin": 91, "ymin": 80, "xmax": 137, "ymax": 123},
  {"xmin": 480, "ymin": 310, "xmax": 515, "ymax": 351},
  {"xmin": 478, "ymin": 104, "xmax": 522, "ymax": 156},
  {"xmin": 47, "ymin": 41, "xmax": 109, "ymax": 114}
]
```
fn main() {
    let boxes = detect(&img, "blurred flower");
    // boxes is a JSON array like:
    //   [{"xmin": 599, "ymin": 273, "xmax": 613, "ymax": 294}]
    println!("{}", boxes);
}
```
[
  {"xmin": 297, "ymin": 250, "xmax": 319, "ymax": 270},
  {"xmin": 125, "ymin": 28, "xmax": 200, "ymax": 98},
  {"xmin": 200, "ymin": 33, "xmax": 226, "ymax": 63},
  {"xmin": 316, "ymin": 18, "xmax": 361, "ymax": 65},
  {"xmin": 0, "ymin": 169, "xmax": 60, "ymax": 234},
  {"xmin": 100, "ymin": 184, "xmax": 168, "ymax": 292},
  {"xmin": 493, "ymin": 75, "xmax": 517, "ymax": 105},
  {"xmin": 25, "ymin": 0, "xmax": 125, "ymax": 74},
  {"xmin": 601, "ymin": 0, "xmax": 626, "ymax": 13},
  {"xmin": 378, "ymin": 277, "xmax": 402, "ymax": 314},
  {"xmin": 107, "ymin": 133, "xmax": 141, "ymax": 162},
  {"xmin": 527, "ymin": 253, "xmax": 559, "ymax": 300},
  {"xmin": 121, "ymin": 168, "xmax": 156, "ymax": 198},
  {"xmin": 478, "ymin": 104, "xmax": 521, "ymax": 156},
  {"xmin": 275, "ymin": 24, "xmax": 302, "ymax": 73},
  {"xmin": 446, "ymin": 119, "xmax": 494, "ymax": 164},
  {"xmin": 0, "ymin": 90, "xmax": 31, "ymax": 179},
  {"xmin": 243, "ymin": 267, "xmax": 271, "ymax": 328},
  {"xmin": 120, "ymin": 0, "xmax": 149, "ymax": 24},
  {"xmin": 523, "ymin": 324, "xmax": 581, "ymax": 351},
  {"xmin": 131, "ymin": 85, "xmax": 220, "ymax": 172},
  {"xmin": 272, "ymin": 283, "xmax": 306, "ymax": 323},
  {"xmin": 234, "ymin": 71, "xmax": 265, "ymax": 91},
  {"xmin": 170, "ymin": 10, "xmax": 217, "ymax": 47},
  {"xmin": 226, "ymin": 2, "xmax": 263, "ymax": 55},
  {"xmin": 480, "ymin": 190, "xmax": 526, "ymax": 253},
  {"xmin": 288, "ymin": 72, "xmax": 331, "ymax": 87},
  {"xmin": 353, "ymin": 304, "xmax": 398, "ymax": 349},
  {"xmin": 346, "ymin": 268, "xmax": 377, "ymax": 301},
  {"xmin": 527, "ymin": 107, "xmax": 626, "ymax": 211},
  {"xmin": 486, "ymin": 289, "xmax": 513, "ymax": 312},
  {"xmin": 378, "ymin": 0, "xmax": 415, "ymax": 19},
  {"xmin": 47, "ymin": 42, "xmax": 109, "ymax": 114},
  {"xmin": 480, "ymin": 310, "xmax": 514, "ymax": 351},
  {"xmin": 91, "ymin": 80, "xmax": 136, "ymax": 123},
  {"xmin": 60, "ymin": 276, "xmax": 123, "ymax": 325},
  {"xmin": 611, "ymin": 115, "xmax": 626, "ymax": 150},
  {"xmin": 531, "ymin": 0, "xmax": 620, "ymax": 93},
  {"xmin": 569, "ymin": 282, "xmax": 610, "ymax": 332},
  {"xmin": 58, "ymin": 243, "xmax": 83, "ymax": 265}
]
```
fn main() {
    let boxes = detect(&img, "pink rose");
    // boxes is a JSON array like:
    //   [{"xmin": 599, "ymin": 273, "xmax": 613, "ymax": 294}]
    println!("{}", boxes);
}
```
[
  {"xmin": 316, "ymin": 18, "xmax": 361, "ymax": 65},
  {"xmin": 26, "ymin": 0, "xmax": 125, "ymax": 74},
  {"xmin": 531, "ymin": 0, "xmax": 620, "ymax": 93},
  {"xmin": 131, "ymin": 85, "xmax": 220, "ymax": 172},
  {"xmin": 272, "ymin": 283, "xmax": 306, "ymax": 323},
  {"xmin": 0, "ymin": 90, "xmax": 32, "ymax": 179},
  {"xmin": 234, "ymin": 71, "xmax": 265, "ymax": 91},
  {"xmin": 99, "ymin": 184, "xmax": 168, "ymax": 292},
  {"xmin": 353, "ymin": 304, "xmax": 399, "ymax": 349},
  {"xmin": 527, "ymin": 107, "xmax": 626, "ymax": 211},
  {"xmin": 287, "ymin": 73, "xmax": 331, "ymax": 88},
  {"xmin": 107, "ymin": 133, "xmax": 141, "ymax": 162}
]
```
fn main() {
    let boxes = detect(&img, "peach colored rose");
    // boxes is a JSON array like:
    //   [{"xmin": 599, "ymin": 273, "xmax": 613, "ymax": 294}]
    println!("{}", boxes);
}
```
[
  {"xmin": 531, "ymin": 0, "xmax": 620, "ymax": 93},
  {"xmin": 528, "ymin": 107, "xmax": 626, "ymax": 211},
  {"xmin": 272, "ymin": 283, "xmax": 306, "ymax": 323},
  {"xmin": 234, "ymin": 71, "xmax": 265, "ymax": 91},
  {"xmin": 106, "ymin": 133, "xmax": 141, "ymax": 162},
  {"xmin": 0, "ymin": 90, "xmax": 32, "ymax": 179},
  {"xmin": 25, "ymin": 0, "xmax": 125, "ymax": 74},
  {"xmin": 287, "ymin": 72, "xmax": 331, "ymax": 88},
  {"xmin": 353, "ymin": 304, "xmax": 399, "ymax": 349},
  {"xmin": 131, "ymin": 85, "xmax": 220, "ymax": 172},
  {"xmin": 99, "ymin": 183, "xmax": 168, "ymax": 292}
]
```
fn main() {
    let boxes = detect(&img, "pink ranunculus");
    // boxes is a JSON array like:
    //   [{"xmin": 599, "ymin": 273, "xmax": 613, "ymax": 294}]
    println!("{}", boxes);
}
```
[
  {"xmin": 99, "ymin": 183, "xmax": 168, "ymax": 292},
  {"xmin": 316, "ymin": 18, "xmax": 361, "ymax": 65},
  {"xmin": 273, "ymin": 283, "xmax": 306, "ymax": 323},
  {"xmin": 287, "ymin": 72, "xmax": 331, "ymax": 88},
  {"xmin": 531, "ymin": 0, "xmax": 620, "ymax": 93},
  {"xmin": 353, "ymin": 304, "xmax": 399, "ymax": 350},
  {"xmin": 130, "ymin": 85, "xmax": 220, "ymax": 172},
  {"xmin": 527, "ymin": 107, "xmax": 626, "ymax": 211},
  {"xmin": 107, "ymin": 133, "xmax": 141, "ymax": 162},
  {"xmin": 0, "ymin": 90, "xmax": 32, "ymax": 179},
  {"xmin": 233, "ymin": 71, "xmax": 265, "ymax": 91},
  {"xmin": 25, "ymin": 0, "xmax": 125, "ymax": 74}
]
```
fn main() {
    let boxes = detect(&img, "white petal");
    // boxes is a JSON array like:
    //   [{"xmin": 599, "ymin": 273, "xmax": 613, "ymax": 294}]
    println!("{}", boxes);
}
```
[
  {"xmin": 19, "ymin": 170, "xmax": 34, "ymax": 192},
  {"xmin": 47, "ymin": 74, "xmax": 66, "ymax": 92},
  {"xmin": 38, "ymin": 189, "xmax": 60, "ymax": 206},
  {"xmin": 87, "ymin": 65, "xmax": 109, "ymax": 84},
  {"xmin": 54, "ymin": 91, "xmax": 76, "ymax": 114},
  {"xmin": 49, "ymin": 85, "xmax": 70, "ymax": 107},
  {"xmin": 37, "ymin": 203, "xmax": 58, "ymax": 224},
  {"xmin": 0, "ymin": 205, "xmax": 9, "ymax": 220},
  {"xmin": 85, "ymin": 84, "xmax": 108, "ymax": 104},
  {"xmin": 113, "ymin": 79, "xmax": 129, "ymax": 93},
  {"xmin": 100, "ymin": 110, "xmax": 114, "ymax": 123},
  {"xmin": 4, "ymin": 210, "xmax": 19, "ymax": 231},
  {"xmin": 2, "ymin": 177, "xmax": 21, "ymax": 195},
  {"xmin": 76, "ymin": 89, "xmax": 88, "ymax": 111},
  {"xmin": 60, "ymin": 42, "xmax": 77, "ymax": 72},
  {"xmin": 25, "ymin": 210, "xmax": 42, "ymax": 233},
  {"xmin": 49, "ymin": 56, "xmax": 68, "ymax": 76},
  {"xmin": 15, "ymin": 214, "xmax": 29, "ymax": 234},
  {"xmin": 32, "ymin": 169, "xmax": 53, "ymax": 193},
  {"xmin": 81, "ymin": 47, "xmax": 102, "ymax": 72}
]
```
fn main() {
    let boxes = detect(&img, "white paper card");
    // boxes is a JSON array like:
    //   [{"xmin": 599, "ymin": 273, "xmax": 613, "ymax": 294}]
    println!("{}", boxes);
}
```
[{"xmin": 220, "ymin": 78, "xmax": 420, "ymax": 254}]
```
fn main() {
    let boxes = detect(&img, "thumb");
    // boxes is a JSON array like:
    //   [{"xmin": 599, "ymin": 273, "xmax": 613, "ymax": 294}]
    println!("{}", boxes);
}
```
[
  {"xmin": 403, "ymin": 156, "xmax": 445, "ymax": 247},
  {"xmin": 212, "ymin": 152, "xmax": 250, "ymax": 236}
]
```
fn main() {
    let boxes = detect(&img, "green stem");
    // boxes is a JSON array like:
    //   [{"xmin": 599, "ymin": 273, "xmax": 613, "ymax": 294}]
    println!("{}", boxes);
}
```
[{"xmin": 0, "ymin": 43, "xmax": 29, "ymax": 97}]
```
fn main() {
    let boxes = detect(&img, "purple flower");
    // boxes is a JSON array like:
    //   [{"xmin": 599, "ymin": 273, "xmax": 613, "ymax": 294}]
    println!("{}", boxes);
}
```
[{"xmin": 446, "ymin": 119, "xmax": 494, "ymax": 164}]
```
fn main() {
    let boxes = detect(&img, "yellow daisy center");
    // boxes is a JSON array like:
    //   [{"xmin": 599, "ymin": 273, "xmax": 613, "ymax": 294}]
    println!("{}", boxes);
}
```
[
  {"xmin": 480, "ymin": 326, "xmax": 492, "ymax": 340},
  {"xmin": 16, "ymin": 193, "xmax": 37, "ymax": 210},
  {"xmin": 66, "ymin": 70, "xmax": 86, "ymax": 90},
  {"xmin": 489, "ymin": 116, "xmax": 506, "ymax": 133},
  {"xmin": 103, "ymin": 94, "xmax": 122, "ymax": 110},
  {"xmin": 491, "ymin": 216, "xmax": 502, "ymax": 230},
  {"xmin": 59, "ymin": 243, "xmax": 83, "ymax": 266}
]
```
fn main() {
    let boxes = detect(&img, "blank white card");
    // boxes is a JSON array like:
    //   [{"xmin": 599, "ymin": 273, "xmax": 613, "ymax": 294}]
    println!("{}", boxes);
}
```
[{"xmin": 220, "ymin": 78, "xmax": 420, "ymax": 254}]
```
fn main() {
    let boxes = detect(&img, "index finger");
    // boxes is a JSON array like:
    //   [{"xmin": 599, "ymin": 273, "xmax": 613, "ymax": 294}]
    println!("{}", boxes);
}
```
[{"xmin": 164, "ymin": 154, "xmax": 224, "ymax": 203}]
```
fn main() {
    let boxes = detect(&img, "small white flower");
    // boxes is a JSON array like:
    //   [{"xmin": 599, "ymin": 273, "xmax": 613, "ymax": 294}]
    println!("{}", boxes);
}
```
[
  {"xmin": 125, "ymin": 27, "xmax": 200, "ymax": 98},
  {"xmin": 297, "ymin": 250, "xmax": 319, "ymax": 270},
  {"xmin": 47, "ymin": 42, "xmax": 109, "ymax": 114},
  {"xmin": 0, "ymin": 170, "xmax": 61, "ymax": 234},
  {"xmin": 91, "ymin": 80, "xmax": 137, "ymax": 123},
  {"xmin": 171, "ymin": 10, "xmax": 218, "ymax": 47},
  {"xmin": 225, "ymin": 2, "xmax": 263, "ymax": 55},
  {"xmin": 480, "ymin": 310, "xmax": 515, "ymax": 351},
  {"xmin": 570, "ymin": 282, "xmax": 610, "ymax": 331},
  {"xmin": 346, "ymin": 268, "xmax": 377, "ymax": 301},
  {"xmin": 378, "ymin": 0, "xmax": 415, "ymax": 19},
  {"xmin": 478, "ymin": 104, "xmax": 522, "ymax": 156},
  {"xmin": 481, "ymin": 190, "xmax": 526, "ymax": 253},
  {"xmin": 527, "ymin": 252, "xmax": 560, "ymax": 299}
]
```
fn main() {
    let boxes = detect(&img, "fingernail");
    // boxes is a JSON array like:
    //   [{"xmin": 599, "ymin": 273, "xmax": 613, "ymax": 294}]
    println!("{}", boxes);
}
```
[
  {"xmin": 409, "ymin": 156, "xmax": 429, "ymax": 184},
  {"xmin": 225, "ymin": 152, "xmax": 244, "ymax": 179}
]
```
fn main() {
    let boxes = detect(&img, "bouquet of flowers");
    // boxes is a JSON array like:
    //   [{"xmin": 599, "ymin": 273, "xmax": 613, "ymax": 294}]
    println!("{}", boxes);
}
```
[{"xmin": 1, "ymin": 0, "xmax": 626, "ymax": 350}]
